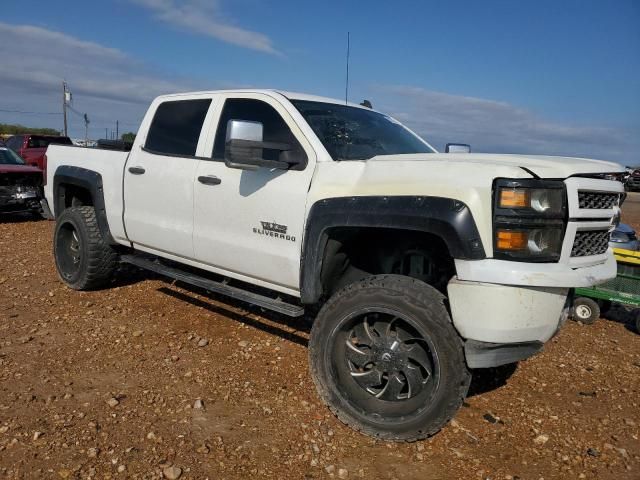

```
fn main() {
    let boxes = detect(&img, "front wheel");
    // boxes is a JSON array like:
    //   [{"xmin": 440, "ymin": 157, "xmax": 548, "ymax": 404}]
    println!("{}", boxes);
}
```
[
  {"xmin": 309, "ymin": 275, "xmax": 470, "ymax": 441},
  {"xmin": 572, "ymin": 297, "xmax": 600, "ymax": 325},
  {"xmin": 53, "ymin": 206, "xmax": 118, "ymax": 290}
]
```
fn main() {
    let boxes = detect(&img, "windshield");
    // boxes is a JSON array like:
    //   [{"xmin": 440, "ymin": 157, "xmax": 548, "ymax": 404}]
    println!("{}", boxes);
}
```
[
  {"xmin": 291, "ymin": 100, "xmax": 434, "ymax": 161},
  {"xmin": 27, "ymin": 136, "xmax": 72, "ymax": 148},
  {"xmin": 0, "ymin": 146, "xmax": 26, "ymax": 165}
]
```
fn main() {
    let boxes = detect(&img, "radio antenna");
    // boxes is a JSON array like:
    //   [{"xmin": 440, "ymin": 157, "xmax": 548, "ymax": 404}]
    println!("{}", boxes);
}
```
[{"xmin": 345, "ymin": 32, "xmax": 350, "ymax": 105}]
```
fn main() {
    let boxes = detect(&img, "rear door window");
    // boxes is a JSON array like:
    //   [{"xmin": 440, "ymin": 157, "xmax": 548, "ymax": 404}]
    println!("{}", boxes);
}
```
[{"xmin": 145, "ymin": 99, "xmax": 212, "ymax": 157}]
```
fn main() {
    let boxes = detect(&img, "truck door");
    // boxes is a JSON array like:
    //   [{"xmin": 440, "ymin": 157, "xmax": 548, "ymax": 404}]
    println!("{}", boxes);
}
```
[
  {"xmin": 193, "ymin": 94, "xmax": 316, "ymax": 293},
  {"xmin": 123, "ymin": 96, "xmax": 217, "ymax": 259}
]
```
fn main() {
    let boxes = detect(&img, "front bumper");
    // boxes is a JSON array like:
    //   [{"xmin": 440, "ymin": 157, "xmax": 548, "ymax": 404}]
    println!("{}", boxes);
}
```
[
  {"xmin": 0, "ymin": 185, "xmax": 41, "ymax": 212},
  {"xmin": 448, "ymin": 278, "xmax": 569, "ymax": 345}
]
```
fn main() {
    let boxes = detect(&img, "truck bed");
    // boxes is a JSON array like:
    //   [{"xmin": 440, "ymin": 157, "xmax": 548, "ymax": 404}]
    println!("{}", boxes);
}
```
[{"xmin": 44, "ymin": 145, "xmax": 129, "ymax": 243}]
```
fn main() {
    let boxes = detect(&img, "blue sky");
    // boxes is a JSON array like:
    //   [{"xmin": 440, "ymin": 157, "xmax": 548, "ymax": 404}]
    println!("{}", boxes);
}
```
[{"xmin": 1, "ymin": 0, "xmax": 638, "ymax": 163}]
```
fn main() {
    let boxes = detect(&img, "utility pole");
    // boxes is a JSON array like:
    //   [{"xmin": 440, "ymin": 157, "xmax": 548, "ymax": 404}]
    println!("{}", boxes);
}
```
[
  {"xmin": 83, "ymin": 114, "xmax": 90, "ymax": 146},
  {"xmin": 62, "ymin": 81, "xmax": 68, "ymax": 137},
  {"xmin": 105, "ymin": 128, "xmax": 108, "ymax": 139},
  {"xmin": 116, "ymin": 120, "xmax": 119, "ymax": 140}
]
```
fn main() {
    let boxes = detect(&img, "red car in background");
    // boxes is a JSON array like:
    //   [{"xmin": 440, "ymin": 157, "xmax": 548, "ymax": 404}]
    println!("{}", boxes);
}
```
[
  {"xmin": 0, "ymin": 143, "xmax": 43, "ymax": 215},
  {"xmin": 5, "ymin": 134, "xmax": 72, "ymax": 171}
]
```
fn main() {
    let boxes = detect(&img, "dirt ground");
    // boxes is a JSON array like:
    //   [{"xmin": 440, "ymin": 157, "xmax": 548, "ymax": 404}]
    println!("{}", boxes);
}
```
[{"xmin": 0, "ymin": 196, "xmax": 638, "ymax": 480}]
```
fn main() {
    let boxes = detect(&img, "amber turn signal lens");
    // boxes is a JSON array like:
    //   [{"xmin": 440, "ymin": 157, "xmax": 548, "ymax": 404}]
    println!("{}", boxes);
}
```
[
  {"xmin": 499, "ymin": 188, "xmax": 529, "ymax": 208},
  {"xmin": 496, "ymin": 230, "xmax": 528, "ymax": 250}
]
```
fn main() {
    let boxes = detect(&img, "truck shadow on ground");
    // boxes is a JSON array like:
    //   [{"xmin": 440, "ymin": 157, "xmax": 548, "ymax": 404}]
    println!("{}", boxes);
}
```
[
  {"xmin": 467, "ymin": 362, "xmax": 519, "ymax": 397},
  {"xmin": 157, "ymin": 285, "xmax": 311, "ymax": 347}
]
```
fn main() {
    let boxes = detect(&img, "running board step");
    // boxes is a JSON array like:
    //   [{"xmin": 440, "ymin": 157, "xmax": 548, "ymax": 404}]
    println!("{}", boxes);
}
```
[{"xmin": 120, "ymin": 254, "xmax": 305, "ymax": 317}]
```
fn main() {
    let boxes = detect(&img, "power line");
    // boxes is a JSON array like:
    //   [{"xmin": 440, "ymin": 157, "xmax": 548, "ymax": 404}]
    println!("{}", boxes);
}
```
[{"xmin": 0, "ymin": 108, "xmax": 62, "ymax": 115}]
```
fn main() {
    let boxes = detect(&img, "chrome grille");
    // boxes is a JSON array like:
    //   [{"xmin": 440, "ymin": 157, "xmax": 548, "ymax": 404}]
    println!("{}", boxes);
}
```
[
  {"xmin": 578, "ymin": 191, "xmax": 619, "ymax": 210},
  {"xmin": 571, "ymin": 230, "xmax": 610, "ymax": 257}
]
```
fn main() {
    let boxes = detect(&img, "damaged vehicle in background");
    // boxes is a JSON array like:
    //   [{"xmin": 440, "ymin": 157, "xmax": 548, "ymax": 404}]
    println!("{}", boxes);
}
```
[{"xmin": 0, "ymin": 144, "xmax": 44, "ymax": 216}]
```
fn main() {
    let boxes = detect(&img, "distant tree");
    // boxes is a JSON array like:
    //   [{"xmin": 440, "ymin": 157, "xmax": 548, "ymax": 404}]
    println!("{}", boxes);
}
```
[
  {"xmin": 121, "ymin": 132, "xmax": 136, "ymax": 143},
  {"xmin": 0, "ymin": 123, "xmax": 60, "ymax": 136}
]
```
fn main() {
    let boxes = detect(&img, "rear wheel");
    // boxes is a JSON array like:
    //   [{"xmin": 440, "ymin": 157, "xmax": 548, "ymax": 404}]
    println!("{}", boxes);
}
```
[
  {"xmin": 572, "ymin": 297, "xmax": 600, "ymax": 325},
  {"xmin": 309, "ymin": 275, "xmax": 470, "ymax": 441},
  {"xmin": 54, "ymin": 206, "xmax": 118, "ymax": 290}
]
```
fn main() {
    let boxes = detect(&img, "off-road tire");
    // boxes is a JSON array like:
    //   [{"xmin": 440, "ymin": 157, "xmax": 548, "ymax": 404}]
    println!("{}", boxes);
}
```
[
  {"xmin": 53, "ymin": 206, "xmax": 118, "ymax": 290},
  {"xmin": 572, "ymin": 297, "xmax": 600, "ymax": 325},
  {"xmin": 309, "ymin": 274, "xmax": 471, "ymax": 442},
  {"xmin": 635, "ymin": 311, "xmax": 640, "ymax": 334}
]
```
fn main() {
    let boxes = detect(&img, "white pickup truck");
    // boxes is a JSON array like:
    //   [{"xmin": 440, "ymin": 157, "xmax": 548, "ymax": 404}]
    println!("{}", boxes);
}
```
[{"xmin": 44, "ymin": 89, "xmax": 625, "ymax": 441}]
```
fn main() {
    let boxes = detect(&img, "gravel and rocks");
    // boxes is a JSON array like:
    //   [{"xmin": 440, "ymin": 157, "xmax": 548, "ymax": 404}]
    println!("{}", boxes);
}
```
[{"xmin": 0, "ymin": 196, "xmax": 639, "ymax": 478}]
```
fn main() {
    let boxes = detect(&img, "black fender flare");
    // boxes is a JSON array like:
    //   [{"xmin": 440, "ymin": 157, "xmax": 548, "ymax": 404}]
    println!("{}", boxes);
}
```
[
  {"xmin": 52, "ymin": 165, "xmax": 116, "ymax": 245},
  {"xmin": 299, "ymin": 196, "xmax": 486, "ymax": 304}
]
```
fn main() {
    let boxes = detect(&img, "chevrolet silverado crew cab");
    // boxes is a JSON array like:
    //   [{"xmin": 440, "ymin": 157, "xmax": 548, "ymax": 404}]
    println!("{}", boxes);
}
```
[{"xmin": 44, "ymin": 89, "xmax": 625, "ymax": 441}]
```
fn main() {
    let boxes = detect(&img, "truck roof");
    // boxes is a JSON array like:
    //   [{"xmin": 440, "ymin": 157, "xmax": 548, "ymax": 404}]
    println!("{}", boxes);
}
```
[{"xmin": 154, "ymin": 89, "xmax": 375, "ymax": 111}]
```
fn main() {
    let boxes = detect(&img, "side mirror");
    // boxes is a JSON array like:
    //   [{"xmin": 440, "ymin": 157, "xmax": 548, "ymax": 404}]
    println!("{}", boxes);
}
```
[
  {"xmin": 445, "ymin": 143, "xmax": 471, "ymax": 153},
  {"xmin": 224, "ymin": 119, "xmax": 298, "ymax": 170}
]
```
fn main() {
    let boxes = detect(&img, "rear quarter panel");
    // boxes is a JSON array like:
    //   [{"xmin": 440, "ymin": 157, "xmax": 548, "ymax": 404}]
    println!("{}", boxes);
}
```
[{"xmin": 45, "ymin": 145, "xmax": 129, "ymax": 243}]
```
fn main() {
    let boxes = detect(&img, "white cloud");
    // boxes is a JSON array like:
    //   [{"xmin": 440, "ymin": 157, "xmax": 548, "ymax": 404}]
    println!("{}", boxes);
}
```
[
  {"xmin": 371, "ymin": 85, "xmax": 637, "ymax": 165},
  {"xmin": 130, "ymin": 0, "xmax": 281, "ymax": 56},
  {"xmin": 0, "ymin": 22, "xmax": 206, "ymax": 138}
]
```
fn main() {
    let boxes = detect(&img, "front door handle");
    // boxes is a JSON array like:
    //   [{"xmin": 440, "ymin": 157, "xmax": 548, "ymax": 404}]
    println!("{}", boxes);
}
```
[
  {"xmin": 128, "ymin": 166, "xmax": 146, "ymax": 175},
  {"xmin": 198, "ymin": 175, "xmax": 222, "ymax": 186}
]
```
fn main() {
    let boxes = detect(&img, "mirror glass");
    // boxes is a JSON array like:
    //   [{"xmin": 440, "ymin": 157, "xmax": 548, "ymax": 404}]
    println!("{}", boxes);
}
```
[{"xmin": 226, "ymin": 119, "xmax": 263, "ymax": 143}]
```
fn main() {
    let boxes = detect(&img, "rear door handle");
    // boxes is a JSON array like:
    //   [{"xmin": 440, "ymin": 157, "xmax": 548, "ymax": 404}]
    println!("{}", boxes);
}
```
[
  {"xmin": 198, "ymin": 175, "xmax": 222, "ymax": 186},
  {"xmin": 128, "ymin": 166, "xmax": 146, "ymax": 175}
]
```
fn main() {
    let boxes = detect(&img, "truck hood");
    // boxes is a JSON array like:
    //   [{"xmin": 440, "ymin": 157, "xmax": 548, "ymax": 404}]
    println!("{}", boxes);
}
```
[{"xmin": 368, "ymin": 153, "xmax": 624, "ymax": 179}]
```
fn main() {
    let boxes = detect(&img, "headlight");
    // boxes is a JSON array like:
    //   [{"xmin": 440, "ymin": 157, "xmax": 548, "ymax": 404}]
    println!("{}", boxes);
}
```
[
  {"xmin": 493, "ymin": 179, "xmax": 567, "ymax": 262},
  {"xmin": 495, "ymin": 227, "xmax": 564, "ymax": 260},
  {"xmin": 498, "ymin": 187, "xmax": 565, "ymax": 215}
]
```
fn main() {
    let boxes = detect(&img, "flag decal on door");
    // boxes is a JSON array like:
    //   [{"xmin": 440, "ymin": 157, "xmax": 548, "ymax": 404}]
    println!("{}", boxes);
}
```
[{"xmin": 254, "ymin": 221, "xmax": 296, "ymax": 242}]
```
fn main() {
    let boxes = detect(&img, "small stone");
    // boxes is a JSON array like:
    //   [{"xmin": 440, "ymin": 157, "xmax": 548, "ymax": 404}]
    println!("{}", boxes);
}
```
[
  {"xmin": 196, "ymin": 444, "xmax": 210, "ymax": 454},
  {"xmin": 106, "ymin": 397, "xmax": 119, "ymax": 408},
  {"xmin": 18, "ymin": 335, "xmax": 33, "ymax": 344},
  {"xmin": 197, "ymin": 338, "xmax": 209, "ymax": 347},
  {"xmin": 586, "ymin": 448, "xmax": 600, "ymax": 457},
  {"xmin": 117, "ymin": 465, "xmax": 126, "ymax": 473},
  {"xmin": 132, "ymin": 330, "xmax": 143, "ymax": 337},
  {"xmin": 87, "ymin": 447, "xmax": 100, "ymax": 458},
  {"xmin": 163, "ymin": 466, "xmax": 183, "ymax": 479},
  {"xmin": 338, "ymin": 468, "xmax": 349, "ymax": 479},
  {"xmin": 325, "ymin": 465, "xmax": 335, "ymax": 474},
  {"xmin": 238, "ymin": 340, "xmax": 249, "ymax": 348},
  {"xmin": 623, "ymin": 418, "xmax": 636, "ymax": 426},
  {"xmin": 534, "ymin": 434, "xmax": 549, "ymax": 445},
  {"xmin": 615, "ymin": 448, "xmax": 629, "ymax": 459},
  {"xmin": 33, "ymin": 431, "xmax": 43, "ymax": 441},
  {"xmin": 147, "ymin": 432, "xmax": 156, "ymax": 441},
  {"xmin": 193, "ymin": 399, "xmax": 204, "ymax": 409},
  {"xmin": 483, "ymin": 413, "xmax": 500, "ymax": 424},
  {"xmin": 0, "ymin": 426, "xmax": 8, "ymax": 434}
]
